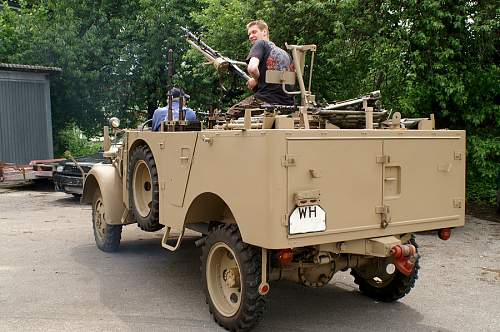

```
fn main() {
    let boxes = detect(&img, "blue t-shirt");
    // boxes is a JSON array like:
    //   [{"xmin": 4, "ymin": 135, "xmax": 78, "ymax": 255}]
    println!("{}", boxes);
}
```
[{"xmin": 151, "ymin": 100, "xmax": 197, "ymax": 131}]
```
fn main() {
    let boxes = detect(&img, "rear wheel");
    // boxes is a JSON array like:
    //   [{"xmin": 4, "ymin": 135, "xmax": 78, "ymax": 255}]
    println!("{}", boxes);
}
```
[
  {"xmin": 201, "ymin": 224, "xmax": 266, "ymax": 331},
  {"xmin": 92, "ymin": 189, "xmax": 122, "ymax": 252},
  {"xmin": 128, "ymin": 145, "xmax": 163, "ymax": 232},
  {"xmin": 351, "ymin": 236, "xmax": 419, "ymax": 302}
]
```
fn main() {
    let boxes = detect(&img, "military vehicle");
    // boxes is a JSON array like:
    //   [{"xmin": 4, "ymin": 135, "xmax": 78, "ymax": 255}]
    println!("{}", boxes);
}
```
[{"xmin": 82, "ymin": 31, "xmax": 465, "ymax": 331}]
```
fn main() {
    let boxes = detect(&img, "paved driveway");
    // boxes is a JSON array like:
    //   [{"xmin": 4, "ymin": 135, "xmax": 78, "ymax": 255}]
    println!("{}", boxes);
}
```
[{"xmin": 0, "ymin": 183, "xmax": 499, "ymax": 331}]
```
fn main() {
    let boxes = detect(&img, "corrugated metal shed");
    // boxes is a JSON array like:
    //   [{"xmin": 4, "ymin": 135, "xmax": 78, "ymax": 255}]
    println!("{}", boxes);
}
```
[{"xmin": 0, "ymin": 64, "xmax": 62, "ymax": 164}]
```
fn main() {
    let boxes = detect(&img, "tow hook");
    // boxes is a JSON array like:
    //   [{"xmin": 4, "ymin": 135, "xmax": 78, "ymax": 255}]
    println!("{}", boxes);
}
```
[{"xmin": 390, "ymin": 244, "xmax": 418, "ymax": 276}]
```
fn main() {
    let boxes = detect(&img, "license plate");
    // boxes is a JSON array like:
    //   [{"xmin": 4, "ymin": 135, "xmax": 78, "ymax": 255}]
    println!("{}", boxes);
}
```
[{"xmin": 289, "ymin": 205, "xmax": 326, "ymax": 235}]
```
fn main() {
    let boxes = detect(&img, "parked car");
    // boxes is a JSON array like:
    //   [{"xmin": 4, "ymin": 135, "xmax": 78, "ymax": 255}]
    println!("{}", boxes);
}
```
[{"xmin": 54, "ymin": 152, "xmax": 105, "ymax": 197}]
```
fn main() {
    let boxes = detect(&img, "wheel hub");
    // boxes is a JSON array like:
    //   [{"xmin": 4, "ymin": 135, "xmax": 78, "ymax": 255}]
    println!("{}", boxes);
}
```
[
  {"xmin": 206, "ymin": 242, "xmax": 242, "ymax": 317},
  {"xmin": 223, "ymin": 267, "xmax": 240, "ymax": 288},
  {"xmin": 132, "ymin": 160, "xmax": 152, "ymax": 218}
]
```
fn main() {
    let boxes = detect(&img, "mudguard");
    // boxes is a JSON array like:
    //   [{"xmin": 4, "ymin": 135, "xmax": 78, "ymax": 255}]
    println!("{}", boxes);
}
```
[{"xmin": 81, "ymin": 164, "xmax": 127, "ymax": 225}]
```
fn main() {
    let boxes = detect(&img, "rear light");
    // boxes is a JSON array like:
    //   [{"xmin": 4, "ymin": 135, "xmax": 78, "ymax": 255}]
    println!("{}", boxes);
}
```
[
  {"xmin": 277, "ymin": 248, "xmax": 293, "ymax": 266},
  {"xmin": 438, "ymin": 228, "xmax": 452, "ymax": 240}
]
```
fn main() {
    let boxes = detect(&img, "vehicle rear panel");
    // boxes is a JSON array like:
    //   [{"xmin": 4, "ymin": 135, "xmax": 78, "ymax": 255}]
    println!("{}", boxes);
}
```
[
  {"xmin": 285, "ymin": 130, "xmax": 465, "ymax": 247},
  {"xmin": 383, "ymin": 138, "xmax": 465, "ymax": 228}
]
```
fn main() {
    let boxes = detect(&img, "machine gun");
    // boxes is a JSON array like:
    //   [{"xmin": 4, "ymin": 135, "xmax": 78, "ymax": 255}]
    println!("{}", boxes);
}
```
[{"xmin": 180, "ymin": 26, "xmax": 250, "ymax": 81}]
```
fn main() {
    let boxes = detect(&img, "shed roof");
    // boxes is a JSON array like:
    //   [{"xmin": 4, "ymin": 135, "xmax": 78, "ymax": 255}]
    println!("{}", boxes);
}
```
[{"xmin": 0, "ymin": 63, "xmax": 62, "ymax": 74}]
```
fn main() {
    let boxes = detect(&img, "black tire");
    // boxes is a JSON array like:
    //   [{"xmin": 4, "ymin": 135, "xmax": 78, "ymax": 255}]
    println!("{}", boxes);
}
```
[
  {"xmin": 201, "ymin": 224, "xmax": 266, "ymax": 331},
  {"xmin": 128, "ymin": 145, "xmax": 163, "ymax": 232},
  {"xmin": 351, "ymin": 236, "xmax": 420, "ymax": 302},
  {"xmin": 92, "ymin": 189, "xmax": 122, "ymax": 252}
]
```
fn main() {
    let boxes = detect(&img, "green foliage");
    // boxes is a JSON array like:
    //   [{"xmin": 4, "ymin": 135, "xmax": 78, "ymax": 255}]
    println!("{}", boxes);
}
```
[
  {"xmin": 0, "ymin": 0, "xmax": 200, "ymax": 135},
  {"xmin": 194, "ymin": 0, "xmax": 499, "ymax": 203},
  {"xmin": 1, "ymin": 0, "xmax": 498, "ymax": 203},
  {"xmin": 466, "ymin": 133, "xmax": 500, "ymax": 204},
  {"xmin": 176, "ymin": 0, "xmax": 255, "ymax": 111},
  {"xmin": 57, "ymin": 123, "xmax": 101, "ymax": 158}
]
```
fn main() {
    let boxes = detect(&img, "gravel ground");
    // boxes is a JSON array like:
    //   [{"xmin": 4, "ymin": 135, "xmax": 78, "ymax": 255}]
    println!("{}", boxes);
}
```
[{"xmin": 0, "ymin": 182, "xmax": 499, "ymax": 332}]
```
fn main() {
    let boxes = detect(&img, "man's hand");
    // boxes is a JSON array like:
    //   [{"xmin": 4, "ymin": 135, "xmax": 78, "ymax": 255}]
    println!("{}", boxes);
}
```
[{"xmin": 247, "ymin": 77, "xmax": 258, "ymax": 91}]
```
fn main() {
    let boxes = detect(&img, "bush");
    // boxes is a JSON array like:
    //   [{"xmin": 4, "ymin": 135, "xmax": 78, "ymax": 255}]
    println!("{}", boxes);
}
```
[
  {"xmin": 466, "ymin": 134, "xmax": 500, "ymax": 204},
  {"xmin": 56, "ymin": 123, "xmax": 101, "ymax": 158}
]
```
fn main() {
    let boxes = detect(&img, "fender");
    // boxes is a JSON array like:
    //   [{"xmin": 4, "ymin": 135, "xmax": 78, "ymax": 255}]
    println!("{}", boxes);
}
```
[{"xmin": 81, "ymin": 164, "xmax": 127, "ymax": 225}]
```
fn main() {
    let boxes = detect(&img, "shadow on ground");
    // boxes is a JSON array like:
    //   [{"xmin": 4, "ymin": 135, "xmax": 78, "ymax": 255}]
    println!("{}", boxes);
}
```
[
  {"xmin": 466, "ymin": 202, "xmax": 499, "ymax": 223},
  {"xmin": 52, "ymin": 195, "xmax": 83, "ymax": 207},
  {"xmin": 72, "ymin": 236, "xmax": 444, "ymax": 332},
  {"xmin": 6, "ymin": 179, "xmax": 56, "ymax": 192}
]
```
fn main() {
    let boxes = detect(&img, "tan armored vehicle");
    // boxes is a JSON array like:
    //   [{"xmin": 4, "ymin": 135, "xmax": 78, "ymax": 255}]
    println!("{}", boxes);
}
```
[{"xmin": 82, "ymin": 36, "xmax": 465, "ymax": 331}]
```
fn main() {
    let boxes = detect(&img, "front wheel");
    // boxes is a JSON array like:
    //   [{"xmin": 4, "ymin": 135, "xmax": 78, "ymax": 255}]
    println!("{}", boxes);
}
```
[
  {"xmin": 92, "ymin": 189, "xmax": 122, "ymax": 252},
  {"xmin": 350, "ymin": 236, "xmax": 420, "ymax": 302},
  {"xmin": 128, "ymin": 145, "xmax": 163, "ymax": 232},
  {"xmin": 201, "ymin": 224, "xmax": 266, "ymax": 331}
]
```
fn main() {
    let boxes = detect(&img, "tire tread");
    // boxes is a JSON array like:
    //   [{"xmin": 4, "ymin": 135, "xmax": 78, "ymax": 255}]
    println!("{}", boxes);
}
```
[
  {"xmin": 201, "ymin": 224, "xmax": 267, "ymax": 331},
  {"xmin": 351, "ymin": 235, "xmax": 420, "ymax": 302},
  {"xmin": 128, "ymin": 145, "xmax": 163, "ymax": 232}
]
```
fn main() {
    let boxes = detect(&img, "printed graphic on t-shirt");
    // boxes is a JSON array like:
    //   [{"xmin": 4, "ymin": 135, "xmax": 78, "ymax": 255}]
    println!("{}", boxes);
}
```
[
  {"xmin": 266, "ymin": 44, "xmax": 294, "ymax": 71},
  {"xmin": 247, "ymin": 40, "xmax": 295, "ymax": 105}
]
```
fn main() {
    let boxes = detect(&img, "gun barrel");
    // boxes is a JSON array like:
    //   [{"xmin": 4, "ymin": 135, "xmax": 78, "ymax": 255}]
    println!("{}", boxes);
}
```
[
  {"xmin": 181, "ymin": 26, "xmax": 250, "ymax": 81},
  {"xmin": 181, "ymin": 26, "xmax": 219, "ymax": 58}
]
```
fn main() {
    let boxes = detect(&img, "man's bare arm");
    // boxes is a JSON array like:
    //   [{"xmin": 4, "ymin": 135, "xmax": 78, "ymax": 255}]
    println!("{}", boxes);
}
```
[
  {"xmin": 247, "ymin": 57, "xmax": 260, "ymax": 79},
  {"xmin": 246, "ymin": 57, "xmax": 260, "ymax": 91}
]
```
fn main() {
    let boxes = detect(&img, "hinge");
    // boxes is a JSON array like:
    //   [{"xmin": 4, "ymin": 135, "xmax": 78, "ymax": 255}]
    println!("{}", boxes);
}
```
[
  {"xmin": 454, "ymin": 151, "xmax": 463, "ymax": 160},
  {"xmin": 282, "ymin": 213, "xmax": 289, "ymax": 226},
  {"xmin": 281, "ymin": 154, "xmax": 296, "ymax": 167},
  {"xmin": 375, "ymin": 205, "xmax": 391, "ymax": 228},
  {"xmin": 376, "ymin": 155, "xmax": 390, "ymax": 164}
]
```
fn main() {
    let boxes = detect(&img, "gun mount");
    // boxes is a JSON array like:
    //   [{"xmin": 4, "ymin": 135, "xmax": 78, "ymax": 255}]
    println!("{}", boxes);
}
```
[{"xmin": 181, "ymin": 29, "xmax": 400, "ymax": 130}]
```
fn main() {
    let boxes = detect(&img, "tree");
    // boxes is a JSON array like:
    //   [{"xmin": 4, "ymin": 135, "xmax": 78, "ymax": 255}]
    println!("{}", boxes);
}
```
[{"xmin": 1, "ymin": 0, "xmax": 497, "ymax": 203}]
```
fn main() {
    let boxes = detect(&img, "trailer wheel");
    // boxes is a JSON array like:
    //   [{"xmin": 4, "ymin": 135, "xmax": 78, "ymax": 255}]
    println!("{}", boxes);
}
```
[
  {"xmin": 128, "ymin": 145, "xmax": 163, "ymax": 232},
  {"xmin": 350, "ymin": 236, "xmax": 420, "ymax": 302},
  {"xmin": 201, "ymin": 224, "xmax": 266, "ymax": 331},
  {"xmin": 92, "ymin": 188, "xmax": 122, "ymax": 252}
]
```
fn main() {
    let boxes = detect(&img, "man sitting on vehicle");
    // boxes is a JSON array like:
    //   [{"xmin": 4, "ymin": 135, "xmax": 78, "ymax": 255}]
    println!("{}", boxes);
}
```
[
  {"xmin": 151, "ymin": 88, "xmax": 197, "ymax": 131},
  {"xmin": 227, "ymin": 20, "xmax": 295, "ymax": 119}
]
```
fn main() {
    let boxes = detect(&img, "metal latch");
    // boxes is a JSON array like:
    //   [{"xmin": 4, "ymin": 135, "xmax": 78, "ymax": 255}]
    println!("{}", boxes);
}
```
[
  {"xmin": 281, "ymin": 154, "xmax": 296, "ymax": 167},
  {"xmin": 202, "ymin": 135, "xmax": 214, "ymax": 145},
  {"xmin": 375, "ymin": 205, "xmax": 391, "ymax": 228},
  {"xmin": 376, "ymin": 155, "xmax": 390, "ymax": 164}
]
